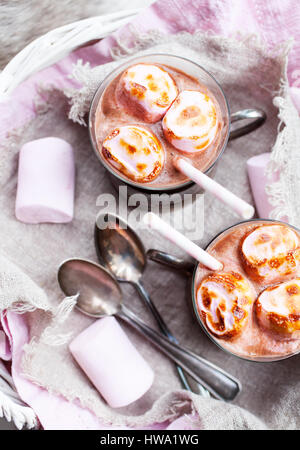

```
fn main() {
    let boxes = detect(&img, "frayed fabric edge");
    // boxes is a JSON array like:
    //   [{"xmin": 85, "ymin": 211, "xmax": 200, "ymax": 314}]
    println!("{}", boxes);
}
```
[
  {"xmin": 266, "ymin": 92, "xmax": 300, "ymax": 226},
  {"xmin": 38, "ymin": 294, "xmax": 78, "ymax": 346}
]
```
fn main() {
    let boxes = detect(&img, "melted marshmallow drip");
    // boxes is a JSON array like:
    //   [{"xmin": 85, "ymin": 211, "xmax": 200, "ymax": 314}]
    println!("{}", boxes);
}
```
[
  {"xmin": 118, "ymin": 63, "xmax": 178, "ymax": 120},
  {"xmin": 242, "ymin": 225, "xmax": 298, "ymax": 263},
  {"xmin": 102, "ymin": 125, "xmax": 164, "ymax": 182},
  {"xmin": 258, "ymin": 279, "xmax": 300, "ymax": 317},
  {"xmin": 242, "ymin": 225, "xmax": 299, "ymax": 282}
]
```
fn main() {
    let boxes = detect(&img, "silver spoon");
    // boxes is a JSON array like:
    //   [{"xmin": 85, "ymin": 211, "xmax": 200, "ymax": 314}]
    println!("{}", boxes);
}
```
[
  {"xmin": 57, "ymin": 257, "xmax": 241, "ymax": 401},
  {"xmin": 94, "ymin": 212, "xmax": 167, "ymax": 331},
  {"xmin": 94, "ymin": 212, "xmax": 206, "ymax": 395}
]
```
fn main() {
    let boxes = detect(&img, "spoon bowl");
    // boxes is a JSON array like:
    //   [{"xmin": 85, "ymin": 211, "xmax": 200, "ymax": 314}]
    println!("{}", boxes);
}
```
[
  {"xmin": 95, "ymin": 212, "xmax": 145, "ymax": 284},
  {"xmin": 58, "ymin": 258, "xmax": 122, "ymax": 317}
]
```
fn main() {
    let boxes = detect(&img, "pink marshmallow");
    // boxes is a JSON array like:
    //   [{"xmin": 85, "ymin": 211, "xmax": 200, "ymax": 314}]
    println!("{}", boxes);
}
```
[
  {"xmin": 290, "ymin": 86, "xmax": 300, "ymax": 115},
  {"xmin": 15, "ymin": 137, "xmax": 75, "ymax": 224},
  {"xmin": 69, "ymin": 317, "xmax": 154, "ymax": 408},
  {"xmin": 247, "ymin": 153, "xmax": 276, "ymax": 219}
]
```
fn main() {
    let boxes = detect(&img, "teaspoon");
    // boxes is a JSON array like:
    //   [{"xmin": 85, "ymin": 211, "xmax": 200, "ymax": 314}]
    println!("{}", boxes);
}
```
[
  {"xmin": 94, "ymin": 212, "xmax": 206, "ymax": 395},
  {"xmin": 57, "ymin": 257, "xmax": 241, "ymax": 401}
]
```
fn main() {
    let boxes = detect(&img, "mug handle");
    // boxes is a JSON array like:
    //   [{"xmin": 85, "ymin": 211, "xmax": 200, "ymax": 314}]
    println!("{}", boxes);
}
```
[
  {"xmin": 229, "ymin": 108, "xmax": 266, "ymax": 140},
  {"xmin": 147, "ymin": 249, "xmax": 195, "ymax": 276}
]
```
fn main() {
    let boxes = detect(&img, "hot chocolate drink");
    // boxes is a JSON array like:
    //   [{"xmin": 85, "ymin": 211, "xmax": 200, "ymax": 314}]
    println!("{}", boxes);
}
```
[
  {"xmin": 194, "ymin": 220, "xmax": 300, "ymax": 361},
  {"xmin": 94, "ymin": 62, "xmax": 225, "ymax": 189}
]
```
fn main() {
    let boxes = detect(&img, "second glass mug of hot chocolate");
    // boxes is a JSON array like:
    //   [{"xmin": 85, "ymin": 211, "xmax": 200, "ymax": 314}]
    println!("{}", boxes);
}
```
[
  {"xmin": 89, "ymin": 53, "xmax": 266, "ymax": 196},
  {"xmin": 151, "ymin": 219, "xmax": 300, "ymax": 363}
]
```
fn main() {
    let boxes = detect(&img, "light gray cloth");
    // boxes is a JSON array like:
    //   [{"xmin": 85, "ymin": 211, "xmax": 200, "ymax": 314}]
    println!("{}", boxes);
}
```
[{"xmin": 1, "ymin": 31, "xmax": 300, "ymax": 430}]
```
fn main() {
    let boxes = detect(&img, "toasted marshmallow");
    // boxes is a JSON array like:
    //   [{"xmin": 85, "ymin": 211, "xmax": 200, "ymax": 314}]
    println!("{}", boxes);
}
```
[
  {"xmin": 256, "ymin": 279, "xmax": 300, "ymax": 339},
  {"xmin": 102, "ymin": 125, "xmax": 164, "ymax": 183},
  {"xmin": 162, "ymin": 90, "xmax": 219, "ymax": 153},
  {"xmin": 196, "ymin": 272, "xmax": 255, "ymax": 340},
  {"xmin": 116, "ymin": 64, "xmax": 178, "ymax": 123},
  {"xmin": 241, "ymin": 225, "xmax": 299, "ymax": 283}
]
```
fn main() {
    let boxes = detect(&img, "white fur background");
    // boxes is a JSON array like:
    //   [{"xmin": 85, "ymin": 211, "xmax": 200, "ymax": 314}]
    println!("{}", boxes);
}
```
[{"xmin": 0, "ymin": 0, "xmax": 153, "ymax": 69}]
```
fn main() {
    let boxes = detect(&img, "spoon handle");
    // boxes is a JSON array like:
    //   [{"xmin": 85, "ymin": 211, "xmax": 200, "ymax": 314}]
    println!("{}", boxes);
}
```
[
  {"xmin": 135, "ymin": 280, "xmax": 174, "ymax": 340},
  {"xmin": 147, "ymin": 249, "xmax": 195, "ymax": 276},
  {"xmin": 134, "ymin": 280, "xmax": 207, "ymax": 395},
  {"xmin": 119, "ymin": 306, "xmax": 241, "ymax": 402}
]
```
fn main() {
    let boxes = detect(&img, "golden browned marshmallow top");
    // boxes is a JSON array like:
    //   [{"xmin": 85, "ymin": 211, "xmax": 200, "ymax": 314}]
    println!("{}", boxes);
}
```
[
  {"xmin": 162, "ymin": 90, "xmax": 219, "ymax": 153},
  {"xmin": 196, "ymin": 271, "xmax": 255, "ymax": 340},
  {"xmin": 241, "ymin": 224, "xmax": 299, "ymax": 283},
  {"xmin": 116, "ymin": 63, "xmax": 178, "ymax": 123},
  {"xmin": 102, "ymin": 125, "xmax": 164, "ymax": 182},
  {"xmin": 256, "ymin": 279, "xmax": 300, "ymax": 339}
]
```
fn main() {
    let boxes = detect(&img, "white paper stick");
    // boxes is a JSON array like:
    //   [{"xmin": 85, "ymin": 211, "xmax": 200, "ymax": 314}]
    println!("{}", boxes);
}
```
[
  {"xmin": 143, "ymin": 212, "xmax": 223, "ymax": 271},
  {"xmin": 174, "ymin": 157, "xmax": 255, "ymax": 220}
]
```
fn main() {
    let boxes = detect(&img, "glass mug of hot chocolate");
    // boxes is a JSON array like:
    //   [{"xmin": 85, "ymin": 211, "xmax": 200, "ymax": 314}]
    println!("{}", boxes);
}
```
[
  {"xmin": 89, "ymin": 54, "xmax": 266, "ymax": 198},
  {"xmin": 191, "ymin": 219, "xmax": 300, "ymax": 362},
  {"xmin": 147, "ymin": 219, "xmax": 300, "ymax": 362}
]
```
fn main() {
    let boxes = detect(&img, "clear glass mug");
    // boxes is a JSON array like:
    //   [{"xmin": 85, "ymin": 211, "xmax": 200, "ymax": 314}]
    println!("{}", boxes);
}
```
[
  {"xmin": 89, "ymin": 54, "xmax": 266, "ymax": 196},
  {"xmin": 149, "ymin": 219, "xmax": 300, "ymax": 363}
]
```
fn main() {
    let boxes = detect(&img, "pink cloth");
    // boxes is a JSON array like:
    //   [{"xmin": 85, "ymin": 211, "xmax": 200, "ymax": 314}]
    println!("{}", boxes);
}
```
[
  {"xmin": 0, "ymin": 312, "xmax": 168, "ymax": 430},
  {"xmin": 0, "ymin": 312, "xmax": 129, "ymax": 430},
  {"xmin": 1, "ymin": 0, "xmax": 300, "ymax": 430},
  {"xmin": 166, "ymin": 413, "xmax": 201, "ymax": 429}
]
